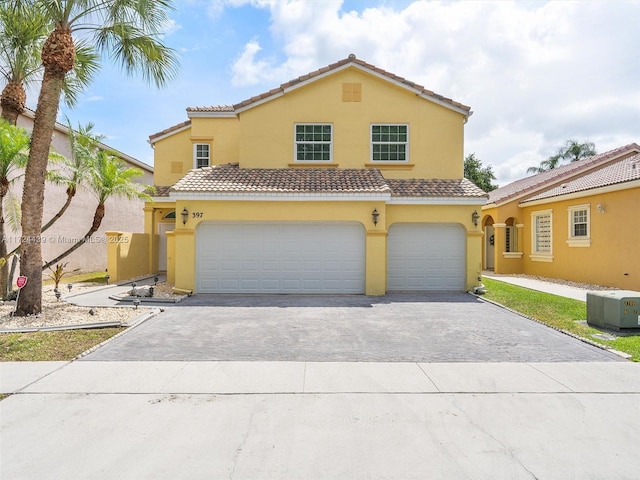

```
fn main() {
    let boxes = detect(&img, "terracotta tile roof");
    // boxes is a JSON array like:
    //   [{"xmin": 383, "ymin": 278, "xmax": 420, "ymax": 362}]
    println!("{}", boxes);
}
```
[
  {"xmin": 148, "ymin": 120, "xmax": 191, "ymax": 142},
  {"xmin": 387, "ymin": 178, "xmax": 488, "ymax": 198},
  {"xmin": 487, "ymin": 143, "xmax": 640, "ymax": 205},
  {"xmin": 171, "ymin": 163, "xmax": 390, "ymax": 194},
  {"xmin": 522, "ymin": 153, "xmax": 640, "ymax": 203},
  {"xmin": 170, "ymin": 163, "xmax": 487, "ymax": 201},
  {"xmin": 148, "ymin": 185, "xmax": 172, "ymax": 197}
]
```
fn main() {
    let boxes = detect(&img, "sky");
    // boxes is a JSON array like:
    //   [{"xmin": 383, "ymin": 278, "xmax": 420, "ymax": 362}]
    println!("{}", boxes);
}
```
[{"xmin": 41, "ymin": 0, "xmax": 640, "ymax": 187}]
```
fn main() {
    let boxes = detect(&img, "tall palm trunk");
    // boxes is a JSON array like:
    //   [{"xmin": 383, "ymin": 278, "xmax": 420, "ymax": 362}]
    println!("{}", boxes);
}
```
[
  {"xmin": 0, "ymin": 180, "xmax": 8, "ymax": 297},
  {"xmin": 0, "ymin": 82, "xmax": 26, "ymax": 295},
  {"xmin": 15, "ymin": 28, "xmax": 73, "ymax": 315},
  {"xmin": 42, "ymin": 202, "xmax": 104, "ymax": 270},
  {"xmin": 0, "ymin": 82, "xmax": 26, "ymax": 125}
]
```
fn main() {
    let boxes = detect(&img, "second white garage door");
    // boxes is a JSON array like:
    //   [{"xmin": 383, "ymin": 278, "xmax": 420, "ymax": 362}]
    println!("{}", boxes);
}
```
[
  {"xmin": 196, "ymin": 222, "xmax": 365, "ymax": 294},
  {"xmin": 387, "ymin": 223, "xmax": 466, "ymax": 291}
]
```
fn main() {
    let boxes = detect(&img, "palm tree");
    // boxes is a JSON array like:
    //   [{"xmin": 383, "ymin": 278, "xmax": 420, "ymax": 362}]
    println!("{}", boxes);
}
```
[
  {"xmin": 42, "ymin": 150, "xmax": 151, "ymax": 270},
  {"xmin": 0, "ymin": 120, "xmax": 29, "ymax": 296},
  {"xmin": 16, "ymin": 0, "xmax": 178, "ymax": 316},
  {"xmin": 41, "ymin": 118, "xmax": 103, "ymax": 232},
  {"xmin": 527, "ymin": 140, "xmax": 597, "ymax": 175},
  {"xmin": 0, "ymin": 1, "xmax": 47, "ymax": 124}
]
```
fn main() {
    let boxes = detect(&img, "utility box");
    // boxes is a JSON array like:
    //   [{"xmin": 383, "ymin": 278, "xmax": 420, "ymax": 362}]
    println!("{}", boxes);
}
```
[{"xmin": 587, "ymin": 290, "xmax": 640, "ymax": 331}]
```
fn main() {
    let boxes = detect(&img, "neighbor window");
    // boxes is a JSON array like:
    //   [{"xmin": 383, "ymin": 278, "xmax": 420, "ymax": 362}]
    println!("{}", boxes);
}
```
[
  {"xmin": 567, "ymin": 204, "xmax": 591, "ymax": 247},
  {"xmin": 531, "ymin": 210, "xmax": 553, "ymax": 261},
  {"xmin": 194, "ymin": 143, "xmax": 210, "ymax": 168},
  {"xmin": 371, "ymin": 124, "xmax": 408, "ymax": 162},
  {"xmin": 295, "ymin": 124, "xmax": 332, "ymax": 161}
]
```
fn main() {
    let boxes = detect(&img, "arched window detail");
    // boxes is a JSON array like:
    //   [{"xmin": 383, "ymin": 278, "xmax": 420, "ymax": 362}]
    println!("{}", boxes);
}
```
[{"xmin": 163, "ymin": 211, "xmax": 176, "ymax": 220}]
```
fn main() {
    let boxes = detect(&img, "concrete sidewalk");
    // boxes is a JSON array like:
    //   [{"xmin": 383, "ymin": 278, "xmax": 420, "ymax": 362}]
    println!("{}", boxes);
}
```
[
  {"xmin": 2, "ymin": 360, "xmax": 640, "ymax": 479},
  {"xmin": 482, "ymin": 272, "xmax": 598, "ymax": 301}
]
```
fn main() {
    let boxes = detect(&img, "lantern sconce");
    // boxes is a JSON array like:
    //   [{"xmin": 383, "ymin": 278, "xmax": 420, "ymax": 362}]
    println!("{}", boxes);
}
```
[
  {"xmin": 181, "ymin": 207, "xmax": 189, "ymax": 225},
  {"xmin": 471, "ymin": 210, "xmax": 480, "ymax": 227},
  {"xmin": 372, "ymin": 208, "xmax": 380, "ymax": 226}
]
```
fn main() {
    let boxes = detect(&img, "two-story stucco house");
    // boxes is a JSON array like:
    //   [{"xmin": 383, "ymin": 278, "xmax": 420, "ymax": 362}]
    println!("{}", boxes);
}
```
[
  {"xmin": 482, "ymin": 143, "xmax": 640, "ymax": 291},
  {"xmin": 109, "ymin": 55, "xmax": 487, "ymax": 295}
]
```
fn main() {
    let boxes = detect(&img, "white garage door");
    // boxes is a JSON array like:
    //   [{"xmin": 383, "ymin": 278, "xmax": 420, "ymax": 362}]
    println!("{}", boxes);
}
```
[
  {"xmin": 197, "ymin": 222, "xmax": 365, "ymax": 294},
  {"xmin": 387, "ymin": 223, "xmax": 465, "ymax": 291}
]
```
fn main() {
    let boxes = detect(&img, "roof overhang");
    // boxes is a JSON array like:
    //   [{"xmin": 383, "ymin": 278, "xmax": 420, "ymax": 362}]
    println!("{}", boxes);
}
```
[
  {"xmin": 186, "ymin": 110, "xmax": 238, "ymax": 119},
  {"xmin": 389, "ymin": 197, "xmax": 487, "ymax": 205},
  {"xmin": 518, "ymin": 179, "xmax": 640, "ymax": 208},
  {"xmin": 148, "ymin": 123, "xmax": 192, "ymax": 145},
  {"xmin": 169, "ymin": 192, "xmax": 391, "ymax": 202}
]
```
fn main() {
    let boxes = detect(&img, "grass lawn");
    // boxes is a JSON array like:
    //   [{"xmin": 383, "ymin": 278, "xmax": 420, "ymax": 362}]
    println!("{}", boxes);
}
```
[
  {"xmin": 482, "ymin": 277, "xmax": 640, "ymax": 362},
  {"xmin": 43, "ymin": 270, "xmax": 110, "ymax": 287},
  {"xmin": 0, "ymin": 327, "xmax": 123, "ymax": 361}
]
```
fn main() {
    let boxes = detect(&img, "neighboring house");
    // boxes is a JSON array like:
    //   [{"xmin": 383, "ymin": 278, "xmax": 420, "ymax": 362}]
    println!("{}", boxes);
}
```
[
  {"xmin": 482, "ymin": 143, "xmax": 640, "ymax": 291},
  {"xmin": 112, "ymin": 54, "xmax": 487, "ymax": 295},
  {"xmin": 5, "ymin": 109, "xmax": 153, "ymax": 275}
]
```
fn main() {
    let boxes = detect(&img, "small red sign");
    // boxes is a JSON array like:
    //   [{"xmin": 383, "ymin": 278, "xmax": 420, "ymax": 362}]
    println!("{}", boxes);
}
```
[{"xmin": 16, "ymin": 276, "xmax": 27, "ymax": 289}]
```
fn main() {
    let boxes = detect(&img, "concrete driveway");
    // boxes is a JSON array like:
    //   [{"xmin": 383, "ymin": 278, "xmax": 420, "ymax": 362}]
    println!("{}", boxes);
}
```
[{"xmin": 84, "ymin": 292, "xmax": 622, "ymax": 362}]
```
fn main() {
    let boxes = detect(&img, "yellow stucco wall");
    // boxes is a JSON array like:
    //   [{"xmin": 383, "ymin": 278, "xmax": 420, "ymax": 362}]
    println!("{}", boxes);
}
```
[
  {"xmin": 236, "ymin": 67, "xmax": 465, "ymax": 178},
  {"xmin": 519, "ymin": 186, "xmax": 640, "ymax": 290},
  {"xmin": 157, "ymin": 200, "xmax": 482, "ymax": 294},
  {"xmin": 105, "ymin": 231, "xmax": 152, "ymax": 282},
  {"xmin": 153, "ymin": 118, "xmax": 240, "ymax": 186},
  {"xmin": 481, "ymin": 202, "xmax": 525, "ymax": 274},
  {"xmin": 151, "ymin": 66, "xmax": 466, "ymax": 186}
]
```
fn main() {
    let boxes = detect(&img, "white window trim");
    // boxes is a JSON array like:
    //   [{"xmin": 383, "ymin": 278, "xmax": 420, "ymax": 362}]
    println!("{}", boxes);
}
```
[
  {"xmin": 567, "ymin": 204, "xmax": 591, "ymax": 247},
  {"xmin": 370, "ymin": 124, "xmax": 409, "ymax": 163},
  {"xmin": 193, "ymin": 143, "xmax": 210, "ymax": 169},
  {"xmin": 530, "ymin": 209, "xmax": 553, "ymax": 261},
  {"xmin": 294, "ymin": 123, "xmax": 333, "ymax": 162}
]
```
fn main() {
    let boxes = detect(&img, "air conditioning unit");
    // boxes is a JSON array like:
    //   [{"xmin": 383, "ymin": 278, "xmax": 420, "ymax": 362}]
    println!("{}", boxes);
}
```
[{"xmin": 587, "ymin": 290, "xmax": 640, "ymax": 331}]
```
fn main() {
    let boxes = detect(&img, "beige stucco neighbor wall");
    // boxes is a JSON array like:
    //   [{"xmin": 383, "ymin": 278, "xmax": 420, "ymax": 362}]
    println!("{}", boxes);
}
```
[{"xmin": 8, "ymin": 111, "xmax": 153, "ymax": 278}]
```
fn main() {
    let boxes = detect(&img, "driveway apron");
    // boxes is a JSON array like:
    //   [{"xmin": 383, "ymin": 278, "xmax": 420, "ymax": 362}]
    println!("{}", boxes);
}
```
[{"xmin": 83, "ymin": 293, "xmax": 622, "ymax": 362}]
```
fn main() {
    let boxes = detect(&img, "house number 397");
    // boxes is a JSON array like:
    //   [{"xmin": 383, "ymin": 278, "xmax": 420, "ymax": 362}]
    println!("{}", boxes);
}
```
[{"xmin": 192, "ymin": 212, "xmax": 204, "ymax": 218}]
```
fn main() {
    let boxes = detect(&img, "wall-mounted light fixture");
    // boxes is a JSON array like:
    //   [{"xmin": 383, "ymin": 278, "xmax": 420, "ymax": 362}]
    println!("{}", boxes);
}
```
[
  {"xmin": 597, "ymin": 204, "xmax": 605, "ymax": 214},
  {"xmin": 372, "ymin": 208, "xmax": 380, "ymax": 226},
  {"xmin": 181, "ymin": 207, "xmax": 189, "ymax": 225},
  {"xmin": 471, "ymin": 210, "xmax": 480, "ymax": 227}
]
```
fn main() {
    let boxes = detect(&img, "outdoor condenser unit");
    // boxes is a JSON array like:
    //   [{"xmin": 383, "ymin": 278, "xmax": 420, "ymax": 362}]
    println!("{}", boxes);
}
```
[{"xmin": 587, "ymin": 290, "xmax": 640, "ymax": 331}]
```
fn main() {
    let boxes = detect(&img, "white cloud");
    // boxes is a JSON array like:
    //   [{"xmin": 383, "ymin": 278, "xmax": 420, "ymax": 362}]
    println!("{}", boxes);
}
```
[{"xmin": 223, "ymin": 0, "xmax": 640, "ymax": 185}]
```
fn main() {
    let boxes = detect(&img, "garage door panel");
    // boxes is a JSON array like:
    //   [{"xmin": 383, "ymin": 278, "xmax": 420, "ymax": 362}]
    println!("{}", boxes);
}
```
[
  {"xmin": 388, "ymin": 223, "xmax": 465, "ymax": 291},
  {"xmin": 197, "ymin": 222, "xmax": 364, "ymax": 294}
]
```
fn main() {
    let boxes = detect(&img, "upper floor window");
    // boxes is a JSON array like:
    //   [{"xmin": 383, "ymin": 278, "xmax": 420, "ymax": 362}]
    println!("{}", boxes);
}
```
[
  {"xmin": 371, "ymin": 124, "xmax": 408, "ymax": 162},
  {"xmin": 194, "ymin": 143, "xmax": 210, "ymax": 168},
  {"xmin": 567, "ymin": 204, "xmax": 591, "ymax": 247},
  {"xmin": 295, "ymin": 124, "xmax": 332, "ymax": 162},
  {"xmin": 531, "ymin": 210, "xmax": 552, "ymax": 260}
]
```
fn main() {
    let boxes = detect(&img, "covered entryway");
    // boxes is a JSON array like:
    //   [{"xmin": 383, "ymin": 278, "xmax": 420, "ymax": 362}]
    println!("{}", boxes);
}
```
[
  {"xmin": 387, "ymin": 223, "xmax": 466, "ymax": 291},
  {"xmin": 196, "ymin": 222, "xmax": 365, "ymax": 294}
]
